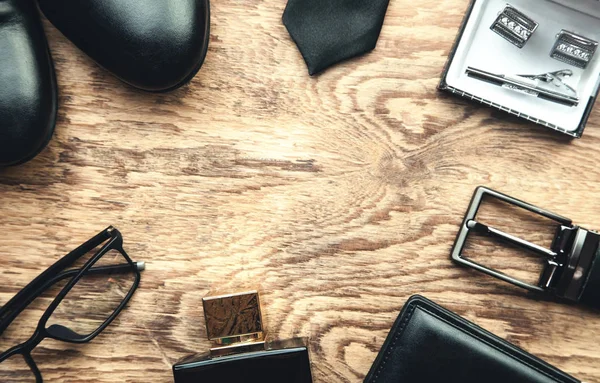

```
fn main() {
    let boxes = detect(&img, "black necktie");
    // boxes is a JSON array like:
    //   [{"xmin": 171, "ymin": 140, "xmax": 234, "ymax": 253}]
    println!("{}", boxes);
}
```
[{"xmin": 283, "ymin": 0, "xmax": 390, "ymax": 75}]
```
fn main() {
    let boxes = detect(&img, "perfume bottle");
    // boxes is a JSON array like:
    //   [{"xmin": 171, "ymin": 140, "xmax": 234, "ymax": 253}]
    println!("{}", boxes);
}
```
[{"xmin": 173, "ymin": 291, "xmax": 313, "ymax": 383}]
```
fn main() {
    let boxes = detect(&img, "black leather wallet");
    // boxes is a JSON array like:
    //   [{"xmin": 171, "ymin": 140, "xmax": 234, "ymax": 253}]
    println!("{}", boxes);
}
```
[{"xmin": 364, "ymin": 296, "xmax": 579, "ymax": 383}]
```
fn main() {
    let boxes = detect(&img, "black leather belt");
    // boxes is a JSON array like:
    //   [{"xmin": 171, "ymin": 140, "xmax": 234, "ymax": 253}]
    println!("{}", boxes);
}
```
[{"xmin": 452, "ymin": 186, "xmax": 600, "ymax": 308}]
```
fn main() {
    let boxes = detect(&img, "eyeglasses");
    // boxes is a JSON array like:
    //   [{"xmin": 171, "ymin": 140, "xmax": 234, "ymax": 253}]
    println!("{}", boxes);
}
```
[{"xmin": 0, "ymin": 227, "xmax": 144, "ymax": 382}]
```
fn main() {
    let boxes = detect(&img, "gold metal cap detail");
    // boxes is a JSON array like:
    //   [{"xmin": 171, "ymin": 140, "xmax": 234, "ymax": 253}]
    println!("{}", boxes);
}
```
[{"xmin": 203, "ymin": 291, "xmax": 265, "ymax": 349}]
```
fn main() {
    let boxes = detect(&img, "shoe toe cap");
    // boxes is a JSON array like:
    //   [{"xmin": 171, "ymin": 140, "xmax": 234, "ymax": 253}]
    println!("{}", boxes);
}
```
[
  {"xmin": 0, "ymin": 2, "xmax": 57, "ymax": 167},
  {"xmin": 0, "ymin": 88, "xmax": 57, "ymax": 167},
  {"xmin": 40, "ymin": 0, "xmax": 211, "ymax": 92},
  {"xmin": 117, "ymin": 10, "xmax": 211, "ymax": 92}
]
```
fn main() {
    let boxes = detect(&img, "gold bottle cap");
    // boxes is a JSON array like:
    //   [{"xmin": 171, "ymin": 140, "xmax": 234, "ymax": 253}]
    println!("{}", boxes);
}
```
[{"xmin": 203, "ymin": 291, "xmax": 266, "ymax": 356}]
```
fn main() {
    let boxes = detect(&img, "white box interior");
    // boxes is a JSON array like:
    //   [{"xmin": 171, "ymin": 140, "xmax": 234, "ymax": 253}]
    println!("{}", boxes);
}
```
[{"xmin": 446, "ymin": 0, "xmax": 600, "ymax": 133}]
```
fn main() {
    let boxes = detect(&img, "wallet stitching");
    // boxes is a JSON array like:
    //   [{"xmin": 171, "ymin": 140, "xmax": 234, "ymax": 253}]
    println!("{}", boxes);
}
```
[
  {"xmin": 417, "ymin": 306, "xmax": 565, "ymax": 382},
  {"xmin": 371, "ymin": 304, "xmax": 417, "ymax": 382},
  {"xmin": 371, "ymin": 302, "xmax": 567, "ymax": 382}
]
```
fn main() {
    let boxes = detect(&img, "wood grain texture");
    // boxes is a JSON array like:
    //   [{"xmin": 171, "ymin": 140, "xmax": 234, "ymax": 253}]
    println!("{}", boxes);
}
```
[{"xmin": 2, "ymin": 0, "xmax": 600, "ymax": 381}]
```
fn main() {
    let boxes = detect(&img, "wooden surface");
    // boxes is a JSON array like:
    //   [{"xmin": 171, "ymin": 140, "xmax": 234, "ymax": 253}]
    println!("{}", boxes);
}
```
[{"xmin": 2, "ymin": 0, "xmax": 600, "ymax": 381}]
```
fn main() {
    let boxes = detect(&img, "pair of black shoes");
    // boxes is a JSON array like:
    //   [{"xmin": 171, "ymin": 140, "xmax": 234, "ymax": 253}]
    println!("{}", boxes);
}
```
[{"xmin": 0, "ymin": 0, "xmax": 210, "ymax": 167}]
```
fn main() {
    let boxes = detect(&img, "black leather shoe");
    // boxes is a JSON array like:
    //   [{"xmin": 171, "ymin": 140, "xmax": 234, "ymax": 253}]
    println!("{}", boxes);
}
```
[
  {"xmin": 0, "ymin": 0, "xmax": 57, "ymax": 167},
  {"xmin": 38, "ymin": 0, "xmax": 210, "ymax": 92}
]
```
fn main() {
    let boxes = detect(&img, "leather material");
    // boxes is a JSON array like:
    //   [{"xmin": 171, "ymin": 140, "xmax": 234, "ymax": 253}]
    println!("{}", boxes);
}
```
[
  {"xmin": 579, "ymin": 249, "xmax": 600, "ymax": 309},
  {"xmin": 283, "ymin": 0, "xmax": 390, "ymax": 75},
  {"xmin": 364, "ymin": 296, "xmax": 579, "ymax": 383},
  {"xmin": 38, "ymin": 0, "xmax": 210, "ymax": 92},
  {"xmin": 0, "ymin": 0, "xmax": 57, "ymax": 167}
]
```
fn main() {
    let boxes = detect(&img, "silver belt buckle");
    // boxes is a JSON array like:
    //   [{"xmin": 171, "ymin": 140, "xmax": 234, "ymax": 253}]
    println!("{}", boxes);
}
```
[{"xmin": 452, "ymin": 187, "xmax": 600, "ymax": 302}]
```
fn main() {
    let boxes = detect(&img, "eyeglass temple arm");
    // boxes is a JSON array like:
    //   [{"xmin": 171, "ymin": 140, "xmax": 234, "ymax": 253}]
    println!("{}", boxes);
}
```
[
  {"xmin": 0, "ymin": 262, "xmax": 144, "ymax": 336},
  {"xmin": 0, "ymin": 228, "xmax": 114, "ymax": 331}
]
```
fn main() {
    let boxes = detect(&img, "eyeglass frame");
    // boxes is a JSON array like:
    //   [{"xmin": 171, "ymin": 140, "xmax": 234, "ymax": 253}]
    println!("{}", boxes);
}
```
[{"xmin": 0, "ymin": 226, "xmax": 142, "ymax": 382}]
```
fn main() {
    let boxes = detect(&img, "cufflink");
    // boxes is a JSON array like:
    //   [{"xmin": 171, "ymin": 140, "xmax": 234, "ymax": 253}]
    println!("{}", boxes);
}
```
[
  {"xmin": 551, "ymin": 30, "xmax": 598, "ymax": 69},
  {"xmin": 491, "ymin": 5, "xmax": 538, "ymax": 48}
]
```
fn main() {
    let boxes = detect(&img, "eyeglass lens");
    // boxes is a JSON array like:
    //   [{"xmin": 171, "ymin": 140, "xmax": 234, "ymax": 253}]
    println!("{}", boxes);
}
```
[
  {"xmin": 46, "ymin": 248, "xmax": 136, "ymax": 339},
  {"xmin": 0, "ymin": 244, "xmax": 137, "ymax": 381}
]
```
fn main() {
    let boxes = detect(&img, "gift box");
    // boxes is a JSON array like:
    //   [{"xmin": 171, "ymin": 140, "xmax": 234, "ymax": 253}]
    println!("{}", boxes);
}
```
[{"xmin": 439, "ymin": 0, "xmax": 600, "ymax": 138}]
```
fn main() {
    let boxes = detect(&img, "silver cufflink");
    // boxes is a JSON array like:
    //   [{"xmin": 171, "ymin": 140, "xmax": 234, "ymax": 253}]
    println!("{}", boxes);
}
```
[
  {"xmin": 491, "ymin": 5, "xmax": 538, "ymax": 48},
  {"xmin": 551, "ymin": 30, "xmax": 598, "ymax": 69}
]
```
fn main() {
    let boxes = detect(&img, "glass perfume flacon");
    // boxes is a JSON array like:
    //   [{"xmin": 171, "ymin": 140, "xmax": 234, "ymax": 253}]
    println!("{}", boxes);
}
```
[{"xmin": 173, "ymin": 291, "xmax": 313, "ymax": 383}]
